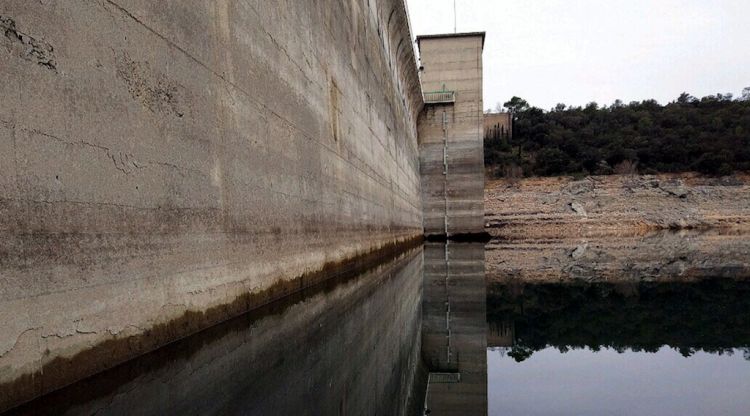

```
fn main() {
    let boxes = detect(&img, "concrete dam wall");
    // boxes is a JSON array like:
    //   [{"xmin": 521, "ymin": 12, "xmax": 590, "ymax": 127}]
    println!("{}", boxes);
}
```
[{"xmin": 0, "ymin": 0, "xmax": 425, "ymax": 409}]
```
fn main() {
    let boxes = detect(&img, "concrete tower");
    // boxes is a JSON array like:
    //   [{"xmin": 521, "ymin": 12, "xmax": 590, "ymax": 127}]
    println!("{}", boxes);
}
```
[{"xmin": 417, "ymin": 32, "xmax": 486, "ymax": 237}]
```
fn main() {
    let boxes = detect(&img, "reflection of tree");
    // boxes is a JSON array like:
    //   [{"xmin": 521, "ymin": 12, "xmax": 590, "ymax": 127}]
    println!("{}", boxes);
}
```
[
  {"xmin": 508, "ymin": 345, "xmax": 534, "ymax": 362},
  {"xmin": 488, "ymin": 280, "xmax": 750, "ymax": 362}
]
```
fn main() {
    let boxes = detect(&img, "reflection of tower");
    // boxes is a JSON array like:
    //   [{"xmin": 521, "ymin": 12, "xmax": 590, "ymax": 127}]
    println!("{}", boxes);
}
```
[{"xmin": 422, "ymin": 242, "xmax": 487, "ymax": 415}]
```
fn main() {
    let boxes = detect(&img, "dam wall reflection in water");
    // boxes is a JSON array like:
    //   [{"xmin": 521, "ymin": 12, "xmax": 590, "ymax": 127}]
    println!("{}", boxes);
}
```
[{"xmin": 10, "ymin": 243, "xmax": 489, "ymax": 416}]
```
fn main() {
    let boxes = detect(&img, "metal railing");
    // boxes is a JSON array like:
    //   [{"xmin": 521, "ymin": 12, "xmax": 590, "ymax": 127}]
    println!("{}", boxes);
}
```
[{"xmin": 424, "ymin": 90, "xmax": 456, "ymax": 104}]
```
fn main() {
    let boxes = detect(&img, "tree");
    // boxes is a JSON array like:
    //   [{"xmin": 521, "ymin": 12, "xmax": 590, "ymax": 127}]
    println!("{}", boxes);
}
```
[
  {"xmin": 535, "ymin": 147, "xmax": 569, "ymax": 175},
  {"xmin": 677, "ymin": 92, "xmax": 696, "ymax": 105},
  {"xmin": 484, "ymin": 92, "xmax": 750, "ymax": 178},
  {"xmin": 585, "ymin": 102, "xmax": 599, "ymax": 112},
  {"xmin": 503, "ymin": 96, "xmax": 530, "ymax": 115}
]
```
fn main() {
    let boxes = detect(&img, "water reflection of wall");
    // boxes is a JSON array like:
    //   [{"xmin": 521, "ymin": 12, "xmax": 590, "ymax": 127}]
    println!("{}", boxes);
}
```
[
  {"xmin": 10, "ymin": 249, "xmax": 425, "ymax": 416},
  {"xmin": 422, "ymin": 242, "xmax": 487, "ymax": 415}
]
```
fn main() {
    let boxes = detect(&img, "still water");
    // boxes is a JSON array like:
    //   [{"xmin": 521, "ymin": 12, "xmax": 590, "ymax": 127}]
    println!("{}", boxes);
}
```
[
  {"xmin": 9, "ymin": 238, "xmax": 750, "ymax": 416},
  {"xmin": 487, "ymin": 279, "xmax": 750, "ymax": 416}
]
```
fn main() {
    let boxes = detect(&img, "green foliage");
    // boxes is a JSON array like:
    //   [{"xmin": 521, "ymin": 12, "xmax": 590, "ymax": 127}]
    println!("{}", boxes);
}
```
[
  {"xmin": 503, "ymin": 96, "xmax": 530, "ymax": 114},
  {"xmin": 485, "ymin": 91, "xmax": 750, "ymax": 177}
]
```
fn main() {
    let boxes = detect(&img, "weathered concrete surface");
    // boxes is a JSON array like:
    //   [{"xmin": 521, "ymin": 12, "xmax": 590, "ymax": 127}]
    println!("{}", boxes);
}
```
[
  {"xmin": 422, "ymin": 242, "xmax": 487, "ymax": 415},
  {"xmin": 8, "ymin": 247, "xmax": 425, "ymax": 416},
  {"xmin": 417, "ymin": 33, "xmax": 485, "ymax": 236},
  {"xmin": 0, "ymin": 0, "xmax": 423, "ymax": 409}
]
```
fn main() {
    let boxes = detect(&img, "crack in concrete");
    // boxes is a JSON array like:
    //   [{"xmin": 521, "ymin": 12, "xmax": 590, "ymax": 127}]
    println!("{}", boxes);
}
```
[
  {"xmin": 22, "ymin": 126, "xmax": 197, "ymax": 178},
  {"xmin": 108, "ymin": 150, "xmax": 144, "ymax": 175},
  {"xmin": 0, "ymin": 327, "xmax": 42, "ymax": 359},
  {"xmin": 1, "ymin": 15, "xmax": 57, "ymax": 72}
]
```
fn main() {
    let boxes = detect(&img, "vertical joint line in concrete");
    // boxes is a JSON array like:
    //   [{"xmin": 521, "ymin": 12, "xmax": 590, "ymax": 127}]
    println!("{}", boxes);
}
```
[
  {"xmin": 445, "ymin": 240, "xmax": 451, "ymax": 363},
  {"xmin": 442, "ymin": 110, "xmax": 449, "ymax": 236},
  {"xmin": 442, "ymin": 110, "xmax": 448, "ymax": 175}
]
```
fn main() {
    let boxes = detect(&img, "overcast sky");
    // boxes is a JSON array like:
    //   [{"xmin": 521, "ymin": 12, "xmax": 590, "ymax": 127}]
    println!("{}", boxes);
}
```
[{"xmin": 406, "ymin": 0, "xmax": 750, "ymax": 111}]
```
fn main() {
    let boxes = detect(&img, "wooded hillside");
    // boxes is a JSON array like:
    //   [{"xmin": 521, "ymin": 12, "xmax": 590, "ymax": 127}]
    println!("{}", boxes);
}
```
[{"xmin": 485, "ymin": 90, "xmax": 750, "ymax": 177}]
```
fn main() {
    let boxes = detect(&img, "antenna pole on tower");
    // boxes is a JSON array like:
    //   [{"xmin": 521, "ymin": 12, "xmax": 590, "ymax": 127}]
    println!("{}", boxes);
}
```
[{"xmin": 454, "ymin": 0, "xmax": 457, "ymax": 33}]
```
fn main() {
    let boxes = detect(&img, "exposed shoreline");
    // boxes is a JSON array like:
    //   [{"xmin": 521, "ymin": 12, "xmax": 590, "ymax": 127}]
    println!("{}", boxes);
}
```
[
  {"xmin": 485, "ymin": 173, "xmax": 750, "ymax": 239},
  {"xmin": 484, "ymin": 173, "xmax": 750, "ymax": 283}
]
